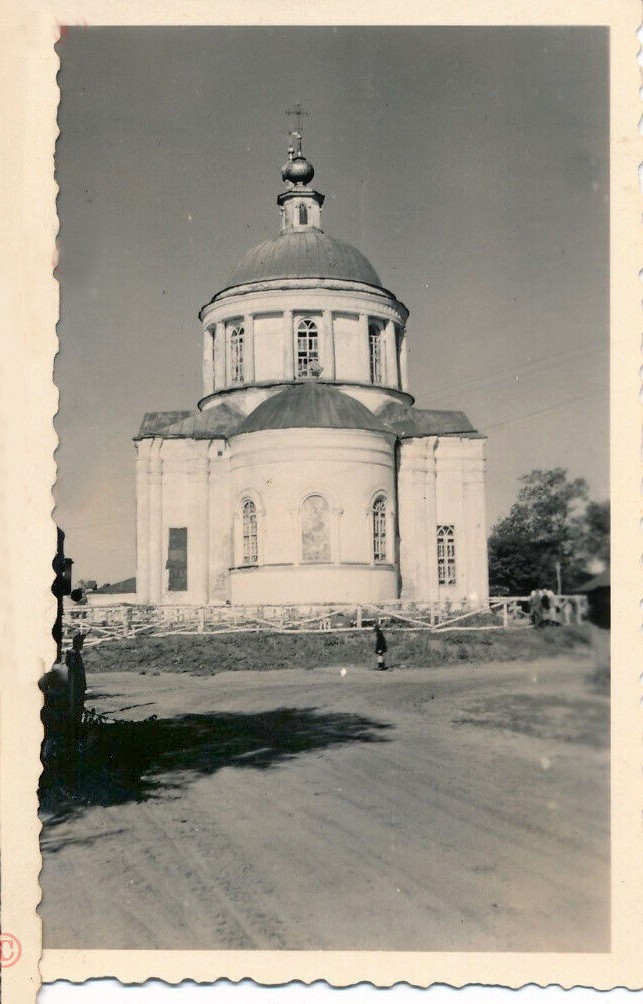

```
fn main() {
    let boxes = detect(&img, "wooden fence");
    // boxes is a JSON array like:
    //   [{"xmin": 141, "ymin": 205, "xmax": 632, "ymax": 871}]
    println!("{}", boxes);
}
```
[{"xmin": 63, "ymin": 595, "xmax": 587, "ymax": 649}]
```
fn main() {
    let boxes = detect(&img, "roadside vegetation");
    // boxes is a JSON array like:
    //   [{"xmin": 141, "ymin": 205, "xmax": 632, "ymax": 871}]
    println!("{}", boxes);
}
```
[{"xmin": 83, "ymin": 624, "xmax": 591, "ymax": 676}]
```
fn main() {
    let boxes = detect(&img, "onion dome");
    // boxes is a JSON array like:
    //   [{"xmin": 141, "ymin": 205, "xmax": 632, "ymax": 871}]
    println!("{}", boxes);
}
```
[
  {"xmin": 281, "ymin": 151, "xmax": 315, "ymax": 186},
  {"xmin": 234, "ymin": 383, "xmax": 389, "ymax": 436},
  {"xmin": 226, "ymin": 229, "xmax": 381, "ymax": 287}
]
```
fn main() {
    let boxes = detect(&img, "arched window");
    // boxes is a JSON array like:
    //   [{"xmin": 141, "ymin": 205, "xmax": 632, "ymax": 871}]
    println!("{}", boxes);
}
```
[
  {"xmin": 297, "ymin": 318, "xmax": 319, "ymax": 378},
  {"xmin": 437, "ymin": 525, "xmax": 456, "ymax": 585},
  {"xmin": 301, "ymin": 495, "xmax": 330, "ymax": 563},
  {"xmin": 229, "ymin": 323, "xmax": 244, "ymax": 384},
  {"xmin": 242, "ymin": 499, "xmax": 258, "ymax": 565},
  {"xmin": 368, "ymin": 322, "xmax": 384, "ymax": 384},
  {"xmin": 298, "ymin": 204, "xmax": 308, "ymax": 225},
  {"xmin": 372, "ymin": 496, "xmax": 387, "ymax": 563}
]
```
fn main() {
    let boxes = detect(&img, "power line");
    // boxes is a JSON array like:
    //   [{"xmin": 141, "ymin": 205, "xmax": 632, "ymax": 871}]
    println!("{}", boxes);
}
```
[
  {"xmin": 484, "ymin": 388, "xmax": 606, "ymax": 433},
  {"xmin": 421, "ymin": 337, "xmax": 606, "ymax": 403}
]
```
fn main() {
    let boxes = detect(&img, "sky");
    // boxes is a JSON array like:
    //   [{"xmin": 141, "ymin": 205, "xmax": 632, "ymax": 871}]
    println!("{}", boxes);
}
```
[{"xmin": 54, "ymin": 26, "xmax": 609, "ymax": 585}]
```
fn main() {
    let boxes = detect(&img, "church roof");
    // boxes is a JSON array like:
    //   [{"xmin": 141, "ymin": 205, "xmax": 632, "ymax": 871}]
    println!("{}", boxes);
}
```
[
  {"xmin": 234, "ymin": 383, "xmax": 389, "ymax": 436},
  {"xmin": 134, "ymin": 402, "xmax": 242, "ymax": 440},
  {"xmin": 225, "ymin": 230, "xmax": 382, "ymax": 289},
  {"xmin": 135, "ymin": 411, "xmax": 192, "ymax": 438},
  {"xmin": 135, "ymin": 395, "xmax": 483, "ymax": 442},
  {"xmin": 377, "ymin": 401, "xmax": 484, "ymax": 439}
]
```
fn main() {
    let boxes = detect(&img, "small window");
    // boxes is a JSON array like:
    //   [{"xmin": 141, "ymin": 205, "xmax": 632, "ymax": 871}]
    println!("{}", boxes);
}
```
[
  {"xmin": 167, "ymin": 527, "xmax": 188, "ymax": 591},
  {"xmin": 229, "ymin": 323, "xmax": 244, "ymax": 384},
  {"xmin": 368, "ymin": 323, "xmax": 384, "ymax": 384},
  {"xmin": 372, "ymin": 496, "xmax": 387, "ymax": 563},
  {"xmin": 297, "ymin": 318, "xmax": 320, "ymax": 378},
  {"xmin": 298, "ymin": 204, "xmax": 308, "ymax": 225},
  {"xmin": 242, "ymin": 499, "xmax": 258, "ymax": 566},
  {"xmin": 437, "ymin": 525, "xmax": 456, "ymax": 586},
  {"xmin": 302, "ymin": 495, "xmax": 330, "ymax": 563}
]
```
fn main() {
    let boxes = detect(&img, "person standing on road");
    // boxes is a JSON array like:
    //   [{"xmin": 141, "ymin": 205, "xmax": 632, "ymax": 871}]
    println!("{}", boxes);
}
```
[
  {"xmin": 65, "ymin": 632, "xmax": 87, "ymax": 727},
  {"xmin": 374, "ymin": 623, "xmax": 388, "ymax": 671}
]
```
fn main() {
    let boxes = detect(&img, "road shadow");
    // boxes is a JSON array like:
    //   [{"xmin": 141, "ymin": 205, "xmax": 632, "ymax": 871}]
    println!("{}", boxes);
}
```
[{"xmin": 39, "ymin": 706, "xmax": 393, "ymax": 824}]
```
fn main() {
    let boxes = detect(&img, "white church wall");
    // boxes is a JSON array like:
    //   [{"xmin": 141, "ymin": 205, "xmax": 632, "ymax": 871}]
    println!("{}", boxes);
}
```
[
  {"xmin": 228, "ymin": 426, "xmax": 397, "ymax": 604},
  {"xmin": 231, "ymin": 565, "xmax": 396, "ymax": 605},
  {"xmin": 435, "ymin": 439, "xmax": 468, "ymax": 602},
  {"xmin": 135, "ymin": 439, "xmax": 152, "ymax": 602},
  {"xmin": 434, "ymin": 437, "xmax": 488, "ymax": 605},
  {"xmin": 397, "ymin": 437, "xmax": 439, "ymax": 602},
  {"xmin": 253, "ymin": 313, "xmax": 284, "ymax": 383},
  {"xmin": 157, "ymin": 440, "xmax": 204, "ymax": 605},
  {"xmin": 135, "ymin": 437, "xmax": 232, "ymax": 606},
  {"xmin": 333, "ymin": 312, "xmax": 364, "ymax": 381},
  {"xmin": 207, "ymin": 443, "xmax": 232, "ymax": 603},
  {"xmin": 462, "ymin": 441, "xmax": 489, "ymax": 604}
]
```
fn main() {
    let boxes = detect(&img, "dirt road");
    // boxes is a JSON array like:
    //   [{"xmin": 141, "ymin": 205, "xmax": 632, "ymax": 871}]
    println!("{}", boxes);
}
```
[{"xmin": 40, "ymin": 654, "xmax": 609, "ymax": 951}]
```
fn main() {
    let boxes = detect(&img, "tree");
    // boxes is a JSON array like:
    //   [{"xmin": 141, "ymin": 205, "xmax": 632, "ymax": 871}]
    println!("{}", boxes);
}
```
[{"xmin": 488, "ymin": 468, "xmax": 608, "ymax": 595}]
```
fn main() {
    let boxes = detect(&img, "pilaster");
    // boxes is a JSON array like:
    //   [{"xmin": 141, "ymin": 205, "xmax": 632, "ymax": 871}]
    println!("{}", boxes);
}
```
[
  {"xmin": 213, "ymin": 323, "xmax": 225, "ymax": 392},
  {"xmin": 358, "ymin": 313, "xmax": 371, "ymax": 383},
  {"xmin": 135, "ymin": 444, "xmax": 151, "ymax": 602},
  {"xmin": 399, "ymin": 330, "xmax": 409, "ymax": 392},
  {"xmin": 385, "ymin": 319, "xmax": 398, "ymax": 388},
  {"xmin": 283, "ymin": 309, "xmax": 294, "ymax": 380},
  {"xmin": 148, "ymin": 441, "xmax": 163, "ymax": 604},
  {"xmin": 244, "ymin": 314, "xmax": 255, "ymax": 383},
  {"xmin": 323, "ymin": 309, "xmax": 336, "ymax": 379}
]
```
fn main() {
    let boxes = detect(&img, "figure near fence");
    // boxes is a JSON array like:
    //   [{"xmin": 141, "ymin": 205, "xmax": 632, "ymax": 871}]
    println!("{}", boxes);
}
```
[{"xmin": 373, "ymin": 623, "xmax": 388, "ymax": 671}]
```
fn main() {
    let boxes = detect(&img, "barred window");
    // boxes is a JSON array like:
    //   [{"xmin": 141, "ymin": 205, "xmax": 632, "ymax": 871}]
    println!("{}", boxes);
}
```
[
  {"xmin": 298, "ymin": 204, "xmax": 308, "ymax": 225},
  {"xmin": 242, "ymin": 499, "xmax": 258, "ymax": 566},
  {"xmin": 437, "ymin": 525, "xmax": 456, "ymax": 586},
  {"xmin": 372, "ymin": 496, "xmax": 387, "ymax": 563},
  {"xmin": 229, "ymin": 323, "xmax": 244, "ymax": 384},
  {"xmin": 368, "ymin": 323, "xmax": 384, "ymax": 384},
  {"xmin": 166, "ymin": 527, "xmax": 188, "ymax": 592},
  {"xmin": 297, "ymin": 318, "xmax": 319, "ymax": 378}
]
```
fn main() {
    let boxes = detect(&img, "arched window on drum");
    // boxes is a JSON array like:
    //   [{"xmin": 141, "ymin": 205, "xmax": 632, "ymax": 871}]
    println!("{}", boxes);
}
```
[
  {"xmin": 242, "ymin": 499, "xmax": 258, "ymax": 566},
  {"xmin": 297, "ymin": 318, "xmax": 320, "ymax": 378},
  {"xmin": 372, "ymin": 495, "xmax": 387, "ymax": 563},
  {"xmin": 368, "ymin": 322, "xmax": 384, "ymax": 384},
  {"xmin": 298, "ymin": 204, "xmax": 308, "ymax": 225},
  {"xmin": 228, "ymin": 323, "xmax": 245, "ymax": 385}
]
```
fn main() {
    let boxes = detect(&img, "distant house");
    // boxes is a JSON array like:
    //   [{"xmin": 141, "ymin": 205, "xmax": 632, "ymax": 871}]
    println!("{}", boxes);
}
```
[
  {"xmin": 579, "ymin": 569, "xmax": 610, "ymax": 672},
  {"xmin": 88, "ymin": 577, "xmax": 137, "ymax": 606}
]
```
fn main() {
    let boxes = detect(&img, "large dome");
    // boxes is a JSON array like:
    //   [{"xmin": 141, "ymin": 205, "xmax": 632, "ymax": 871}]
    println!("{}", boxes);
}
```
[{"xmin": 226, "ymin": 230, "xmax": 382, "ymax": 289}]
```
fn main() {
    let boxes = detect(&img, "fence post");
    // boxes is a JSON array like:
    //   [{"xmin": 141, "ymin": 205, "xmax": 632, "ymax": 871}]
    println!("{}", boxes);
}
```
[
  {"xmin": 197, "ymin": 607, "xmax": 205, "ymax": 634},
  {"xmin": 356, "ymin": 605, "xmax": 362, "ymax": 629},
  {"xmin": 502, "ymin": 601, "xmax": 509, "ymax": 628}
]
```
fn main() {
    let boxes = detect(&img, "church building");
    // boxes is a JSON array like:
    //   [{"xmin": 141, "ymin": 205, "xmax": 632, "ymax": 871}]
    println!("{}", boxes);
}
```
[{"xmin": 134, "ymin": 131, "xmax": 489, "ymax": 607}]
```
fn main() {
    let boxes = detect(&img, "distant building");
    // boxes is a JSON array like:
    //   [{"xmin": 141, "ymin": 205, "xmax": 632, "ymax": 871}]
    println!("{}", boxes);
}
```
[
  {"xmin": 87, "ymin": 576, "xmax": 138, "ymax": 607},
  {"xmin": 134, "ymin": 130, "xmax": 489, "ymax": 606}
]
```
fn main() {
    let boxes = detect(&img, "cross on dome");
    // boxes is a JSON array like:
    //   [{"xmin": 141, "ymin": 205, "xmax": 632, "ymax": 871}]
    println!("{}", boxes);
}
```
[
  {"xmin": 282, "ymin": 101, "xmax": 315, "ymax": 187},
  {"xmin": 285, "ymin": 101, "xmax": 309, "ymax": 155}
]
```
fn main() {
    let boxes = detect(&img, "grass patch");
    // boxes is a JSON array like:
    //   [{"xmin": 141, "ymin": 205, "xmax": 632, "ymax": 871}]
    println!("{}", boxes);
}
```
[{"xmin": 83, "ymin": 624, "xmax": 591, "ymax": 676}]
